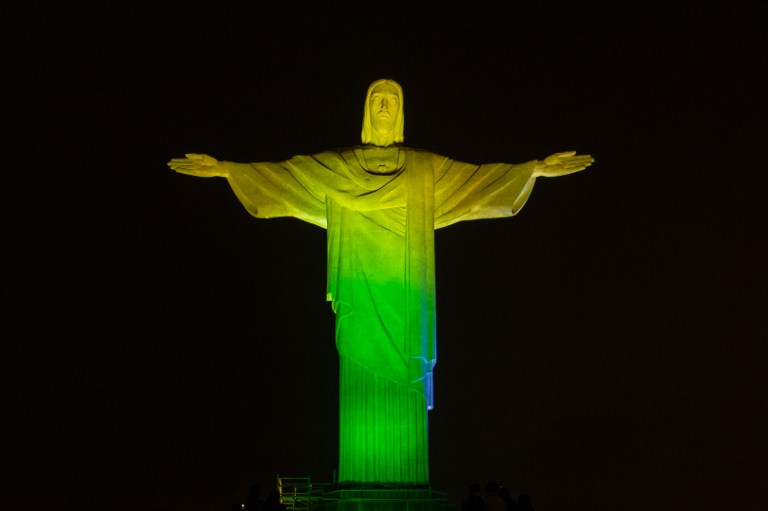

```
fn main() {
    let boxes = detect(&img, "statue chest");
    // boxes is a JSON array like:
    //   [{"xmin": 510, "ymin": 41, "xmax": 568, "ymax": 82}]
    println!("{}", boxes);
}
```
[{"xmin": 361, "ymin": 146, "xmax": 405, "ymax": 173}]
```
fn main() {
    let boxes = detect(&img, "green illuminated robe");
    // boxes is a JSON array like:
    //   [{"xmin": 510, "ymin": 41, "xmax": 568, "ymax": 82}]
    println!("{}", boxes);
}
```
[{"xmin": 225, "ymin": 146, "xmax": 536, "ymax": 485}]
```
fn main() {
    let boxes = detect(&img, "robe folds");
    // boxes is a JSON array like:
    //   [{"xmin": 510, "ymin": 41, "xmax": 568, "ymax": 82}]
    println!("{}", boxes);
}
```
[{"xmin": 226, "ymin": 146, "xmax": 536, "ymax": 484}]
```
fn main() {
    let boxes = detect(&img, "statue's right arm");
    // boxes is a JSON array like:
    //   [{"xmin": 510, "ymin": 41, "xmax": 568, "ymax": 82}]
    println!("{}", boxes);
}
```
[
  {"xmin": 169, "ymin": 152, "xmax": 329, "ymax": 227},
  {"xmin": 167, "ymin": 153, "xmax": 229, "ymax": 178}
]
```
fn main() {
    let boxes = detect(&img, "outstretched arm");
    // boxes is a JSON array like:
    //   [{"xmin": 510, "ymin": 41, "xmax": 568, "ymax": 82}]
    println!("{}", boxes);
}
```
[
  {"xmin": 168, "ymin": 152, "xmax": 329, "ymax": 228},
  {"xmin": 533, "ymin": 151, "xmax": 594, "ymax": 177},
  {"xmin": 167, "ymin": 153, "xmax": 229, "ymax": 178}
]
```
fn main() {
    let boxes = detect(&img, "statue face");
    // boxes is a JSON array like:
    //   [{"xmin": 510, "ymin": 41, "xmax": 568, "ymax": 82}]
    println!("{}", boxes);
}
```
[
  {"xmin": 369, "ymin": 82, "xmax": 400, "ymax": 134},
  {"xmin": 361, "ymin": 79, "xmax": 404, "ymax": 146}
]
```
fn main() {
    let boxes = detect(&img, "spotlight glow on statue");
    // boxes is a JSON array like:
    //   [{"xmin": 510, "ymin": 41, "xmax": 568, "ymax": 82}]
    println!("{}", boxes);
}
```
[{"xmin": 168, "ymin": 79, "xmax": 593, "ymax": 487}]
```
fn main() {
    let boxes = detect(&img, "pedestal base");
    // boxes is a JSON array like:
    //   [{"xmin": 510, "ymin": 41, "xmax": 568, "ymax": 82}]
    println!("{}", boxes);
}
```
[{"xmin": 315, "ymin": 489, "xmax": 450, "ymax": 511}]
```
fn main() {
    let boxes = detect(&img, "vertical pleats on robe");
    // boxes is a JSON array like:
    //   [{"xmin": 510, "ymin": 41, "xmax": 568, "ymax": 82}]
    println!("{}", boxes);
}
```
[{"xmin": 339, "ymin": 356, "xmax": 429, "ymax": 485}]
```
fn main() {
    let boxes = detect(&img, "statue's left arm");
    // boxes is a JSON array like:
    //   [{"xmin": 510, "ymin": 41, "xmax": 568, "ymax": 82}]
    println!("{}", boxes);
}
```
[
  {"xmin": 432, "ymin": 151, "xmax": 593, "ymax": 228},
  {"xmin": 533, "ymin": 151, "xmax": 594, "ymax": 177}
]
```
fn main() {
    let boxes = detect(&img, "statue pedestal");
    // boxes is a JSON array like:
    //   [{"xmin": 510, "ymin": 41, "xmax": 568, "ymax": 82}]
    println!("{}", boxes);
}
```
[{"xmin": 315, "ymin": 488, "xmax": 450, "ymax": 511}]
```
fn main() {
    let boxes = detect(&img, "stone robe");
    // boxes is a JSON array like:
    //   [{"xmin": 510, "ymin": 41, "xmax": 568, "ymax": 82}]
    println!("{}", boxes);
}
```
[{"xmin": 225, "ymin": 146, "xmax": 536, "ymax": 485}]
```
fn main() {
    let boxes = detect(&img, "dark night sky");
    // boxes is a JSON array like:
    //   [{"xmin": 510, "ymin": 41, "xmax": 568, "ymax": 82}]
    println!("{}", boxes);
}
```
[{"xmin": 4, "ymin": 2, "xmax": 767, "ymax": 510}]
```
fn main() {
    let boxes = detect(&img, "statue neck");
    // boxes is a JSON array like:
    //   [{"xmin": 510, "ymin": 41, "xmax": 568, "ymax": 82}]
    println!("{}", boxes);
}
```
[{"xmin": 370, "ymin": 130, "xmax": 396, "ymax": 147}]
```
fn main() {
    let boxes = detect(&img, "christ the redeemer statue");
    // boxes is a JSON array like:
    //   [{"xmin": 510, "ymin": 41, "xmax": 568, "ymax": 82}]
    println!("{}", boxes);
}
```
[{"xmin": 168, "ymin": 79, "xmax": 592, "ymax": 487}]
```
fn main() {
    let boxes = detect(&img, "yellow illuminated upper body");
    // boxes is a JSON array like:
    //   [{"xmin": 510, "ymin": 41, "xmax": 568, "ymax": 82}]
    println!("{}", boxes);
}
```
[{"xmin": 168, "ymin": 78, "xmax": 593, "ymax": 178}]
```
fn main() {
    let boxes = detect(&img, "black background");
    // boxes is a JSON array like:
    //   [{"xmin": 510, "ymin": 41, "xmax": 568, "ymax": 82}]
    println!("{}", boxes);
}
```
[{"xmin": 5, "ymin": 2, "xmax": 766, "ymax": 510}]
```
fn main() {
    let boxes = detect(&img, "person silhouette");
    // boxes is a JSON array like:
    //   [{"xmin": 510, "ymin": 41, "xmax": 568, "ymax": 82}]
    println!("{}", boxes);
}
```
[
  {"xmin": 261, "ymin": 490, "xmax": 286, "ymax": 511},
  {"xmin": 245, "ymin": 484, "xmax": 262, "ymax": 511},
  {"xmin": 498, "ymin": 486, "xmax": 519, "ymax": 511},
  {"xmin": 484, "ymin": 482, "xmax": 505, "ymax": 511},
  {"xmin": 461, "ymin": 483, "xmax": 485, "ymax": 511},
  {"xmin": 516, "ymin": 493, "xmax": 534, "ymax": 511}
]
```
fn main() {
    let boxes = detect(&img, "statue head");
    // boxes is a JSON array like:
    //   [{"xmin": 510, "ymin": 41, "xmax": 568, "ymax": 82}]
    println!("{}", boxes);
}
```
[{"xmin": 361, "ymin": 79, "xmax": 404, "ymax": 146}]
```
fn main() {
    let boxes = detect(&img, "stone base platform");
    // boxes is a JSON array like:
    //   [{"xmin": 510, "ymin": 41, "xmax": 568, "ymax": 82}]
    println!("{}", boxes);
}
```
[{"xmin": 313, "ymin": 488, "xmax": 451, "ymax": 511}]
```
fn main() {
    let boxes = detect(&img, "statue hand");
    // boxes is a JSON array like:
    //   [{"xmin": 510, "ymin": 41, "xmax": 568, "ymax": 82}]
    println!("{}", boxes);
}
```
[
  {"xmin": 167, "ymin": 153, "xmax": 228, "ymax": 178},
  {"xmin": 533, "ymin": 151, "xmax": 594, "ymax": 177}
]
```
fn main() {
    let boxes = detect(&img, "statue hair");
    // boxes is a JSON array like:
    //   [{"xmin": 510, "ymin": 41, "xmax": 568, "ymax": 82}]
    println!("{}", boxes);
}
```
[{"xmin": 361, "ymin": 79, "xmax": 405, "ymax": 145}]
